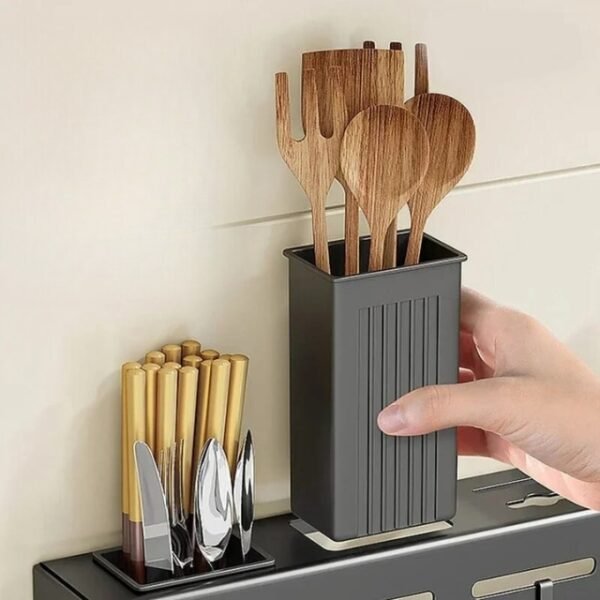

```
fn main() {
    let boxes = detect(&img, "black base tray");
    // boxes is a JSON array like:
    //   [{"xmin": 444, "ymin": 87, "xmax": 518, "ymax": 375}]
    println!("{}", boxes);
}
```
[
  {"xmin": 34, "ymin": 470, "xmax": 600, "ymax": 599},
  {"xmin": 92, "ymin": 536, "xmax": 274, "ymax": 592}
]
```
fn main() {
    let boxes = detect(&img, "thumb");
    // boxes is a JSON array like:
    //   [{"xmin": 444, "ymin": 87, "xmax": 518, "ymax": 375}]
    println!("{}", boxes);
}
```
[{"xmin": 377, "ymin": 377, "xmax": 528, "ymax": 437}]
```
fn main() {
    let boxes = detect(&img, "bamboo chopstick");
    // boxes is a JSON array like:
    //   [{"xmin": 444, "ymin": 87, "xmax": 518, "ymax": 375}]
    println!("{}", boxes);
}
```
[
  {"xmin": 162, "ymin": 344, "xmax": 182, "ymax": 364},
  {"xmin": 120, "ymin": 361, "xmax": 141, "ymax": 555},
  {"xmin": 176, "ymin": 366, "xmax": 199, "ymax": 516},
  {"xmin": 205, "ymin": 358, "xmax": 231, "ymax": 444},
  {"xmin": 145, "ymin": 351, "xmax": 166, "ymax": 366},
  {"xmin": 142, "ymin": 363, "xmax": 160, "ymax": 456},
  {"xmin": 182, "ymin": 355, "xmax": 202, "ymax": 368},
  {"xmin": 192, "ymin": 359, "xmax": 213, "ymax": 479},
  {"xmin": 181, "ymin": 339, "xmax": 201, "ymax": 358},
  {"xmin": 126, "ymin": 367, "xmax": 146, "ymax": 564}
]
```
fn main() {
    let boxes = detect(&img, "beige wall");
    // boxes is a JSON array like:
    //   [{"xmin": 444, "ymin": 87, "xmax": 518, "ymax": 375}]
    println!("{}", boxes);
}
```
[{"xmin": 2, "ymin": 1, "xmax": 600, "ymax": 598}]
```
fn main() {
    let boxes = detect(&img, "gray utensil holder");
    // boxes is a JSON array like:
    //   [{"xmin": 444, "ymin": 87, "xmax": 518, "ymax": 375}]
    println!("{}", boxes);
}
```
[{"xmin": 284, "ymin": 231, "xmax": 466, "ymax": 541}]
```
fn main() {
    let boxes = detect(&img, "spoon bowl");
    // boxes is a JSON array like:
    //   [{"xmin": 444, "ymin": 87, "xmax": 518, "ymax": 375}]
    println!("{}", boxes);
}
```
[
  {"xmin": 193, "ymin": 439, "xmax": 234, "ymax": 566},
  {"xmin": 340, "ymin": 105, "xmax": 430, "ymax": 271}
]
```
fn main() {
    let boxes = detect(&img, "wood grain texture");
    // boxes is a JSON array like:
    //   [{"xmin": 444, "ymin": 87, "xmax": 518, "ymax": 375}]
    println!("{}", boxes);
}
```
[
  {"xmin": 125, "ymin": 368, "xmax": 146, "ymax": 527},
  {"xmin": 144, "ymin": 350, "xmax": 165, "ymax": 366},
  {"xmin": 276, "ymin": 68, "xmax": 346, "ymax": 274},
  {"xmin": 162, "ymin": 344, "xmax": 182, "ymax": 364},
  {"xmin": 404, "ymin": 93, "xmax": 475, "ymax": 265},
  {"xmin": 302, "ymin": 47, "xmax": 404, "ymax": 274},
  {"xmin": 192, "ymin": 359, "xmax": 212, "ymax": 480},
  {"xmin": 142, "ymin": 362, "xmax": 160, "ymax": 456},
  {"xmin": 340, "ymin": 105, "xmax": 429, "ymax": 271},
  {"xmin": 120, "ymin": 361, "xmax": 141, "ymax": 555},
  {"xmin": 181, "ymin": 339, "xmax": 201, "ymax": 357},
  {"xmin": 156, "ymin": 367, "xmax": 177, "ymax": 461},
  {"xmin": 223, "ymin": 354, "xmax": 249, "ymax": 474},
  {"xmin": 415, "ymin": 43, "xmax": 429, "ymax": 96},
  {"xmin": 175, "ymin": 365, "xmax": 198, "ymax": 516},
  {"xmin": 205, "ymin": 358, "xmax": 231, "ymax": 444},
  {"xmin": 182, "ymin": 354, "xmax": 202, "ymax": 368}
]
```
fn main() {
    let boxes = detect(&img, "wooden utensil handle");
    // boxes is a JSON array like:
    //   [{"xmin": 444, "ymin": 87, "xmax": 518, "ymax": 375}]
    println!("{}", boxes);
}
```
[
  {"xmin": 383, "ymin": 220, "xmax": 398, "ymax": 268},
  {"xmin": 368, "ymin": 230, "xmax": 387, "ymax": 272},
  {"xmin": 405, "ymin": 213, "xmax": 426, "ymax": 266},
  {"xmin": 415, "ymin": 43, "xmax": 429, "ymax": 95},
  {"xmin": 343, "ymin": 181, "xmax": 360, "ymax": 275},
  {"xmin": 312, "ymin": 204, "xmax": 331, "ymax": 273}
]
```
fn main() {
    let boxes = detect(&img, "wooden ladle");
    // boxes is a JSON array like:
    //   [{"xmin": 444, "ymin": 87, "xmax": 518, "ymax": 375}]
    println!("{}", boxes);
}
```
[
  {"xmin": 340, "ymin": 105, "xmax": 430, "ymax": 272},
  {"xmin": 404, "ymin": 45, "xmax": 476, "ymax": 266}
]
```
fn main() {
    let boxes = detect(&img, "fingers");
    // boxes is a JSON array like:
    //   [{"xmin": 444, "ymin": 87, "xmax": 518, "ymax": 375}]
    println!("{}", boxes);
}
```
[{"xmin": 377, "ymin": 376, "xmax": 535, "ymax": 438}]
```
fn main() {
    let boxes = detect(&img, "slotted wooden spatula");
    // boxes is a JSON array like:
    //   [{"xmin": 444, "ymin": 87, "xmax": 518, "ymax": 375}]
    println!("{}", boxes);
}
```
[
  {"xmin": 404, "ymin": 44, "xmax": 476, "ymax": 265},
  {"xmin": 276, "ymin": 68, "xmax": 346, "ymax": 273},
  {"xmin": 340, "ymin": 105, "xmax": 430, "ymax": 272}
]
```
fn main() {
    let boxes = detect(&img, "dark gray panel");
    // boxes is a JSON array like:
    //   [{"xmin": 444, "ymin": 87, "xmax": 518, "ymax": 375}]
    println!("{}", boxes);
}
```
[{"xmin": 37, "ymin": 471, "xmax": 600, "ymax": 600}]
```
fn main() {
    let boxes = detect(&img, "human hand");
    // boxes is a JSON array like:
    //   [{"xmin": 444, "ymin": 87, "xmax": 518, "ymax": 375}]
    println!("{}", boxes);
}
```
[{"xmin": 377, "ymin": 287, "xmax": 600, "ymax": 509}]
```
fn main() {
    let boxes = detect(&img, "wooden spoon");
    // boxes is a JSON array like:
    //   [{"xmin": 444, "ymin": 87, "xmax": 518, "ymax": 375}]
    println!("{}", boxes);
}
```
[
  {"xmin": 404, "ymin": 46, "xmax": 476, "ymax": 266},
  {"xmin": 340, "ymin": 105, "xmax": 430, "ymax": 272},
  {"xmin": 302, "ymin": 45, "xmax": 404, "ymax": 274},
  {"xmin": 276, "ymin": 67, "xmax": 346, "ymax": 274}
]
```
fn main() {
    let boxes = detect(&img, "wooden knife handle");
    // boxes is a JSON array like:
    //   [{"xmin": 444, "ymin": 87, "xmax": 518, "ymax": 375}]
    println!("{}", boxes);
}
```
[
  {"xmin": 142, "ymin": 363, "xmax": 160, "ymax": 456},
  {"xmin": 176, "ymin": 366, "xmax": 199, "ymax": 516},
  {"xmin": 223, "ymin": 355, "xmax": 249, "ymax": 474},
  {"xmin": 193, "ymin": 359, "xmax": 213, "ymax": 478},
  {"xmin": 156, "ymin": 367, "xmax": 178, "ymax": 459},
  {"xmin": 205, "ymin": 358, "xmax": 231, "ymax": 444},
  {"xmin": 181, "ymin": 339, "xmax": 201, "ymax": 358},
  {"xmin": 163, "ymin": 361, "xmax": 181, "ymax": 370},
  {"xmin": 200, "ymin": 349, "xmax": 220, "ymax": 361},
  {"xmin": 126, "ymin": 368, "xmax": 146, "ymax": 525},
  {"xmin": 182, "ymin": 354, "xmax": 202, "ymax": 368},
  {"xmin": 162, "ymin": 344, "xmax": 182, "ymax": 364},
  {"xmin": 120, "ymin": 362, "xmax": 141, "ymax": 553},
  {"xmin": 145, "ymin": 351, "xmax": 166, "ymax": 366}
]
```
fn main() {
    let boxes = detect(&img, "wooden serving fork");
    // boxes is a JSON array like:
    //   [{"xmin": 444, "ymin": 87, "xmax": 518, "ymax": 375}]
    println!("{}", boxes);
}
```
[{"xmin": 275, "ymin": 67, "xmax": 346, "ymax": 274}]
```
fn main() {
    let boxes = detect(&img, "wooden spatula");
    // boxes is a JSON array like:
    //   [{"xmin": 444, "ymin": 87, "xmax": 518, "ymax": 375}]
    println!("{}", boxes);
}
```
[
  {"xmin": 403, "ymin": 45, "xmax": 476, "ymax": 266},
  {"xmin": 276, "ymin": 67, "xmax": 346, "ymax": 274},
  {"xmin": 340, "ymin": 105, "xmax": 430, "ymax": 272},
  {"xmin": 302, "ymin": 45, "xmax": 404, "ymax": 275}
]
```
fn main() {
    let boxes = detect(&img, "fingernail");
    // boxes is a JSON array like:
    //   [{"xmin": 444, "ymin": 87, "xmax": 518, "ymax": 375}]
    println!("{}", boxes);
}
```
[{"xmin": 377, "ymin": 404, "xmax": 407, "ymax": 433}]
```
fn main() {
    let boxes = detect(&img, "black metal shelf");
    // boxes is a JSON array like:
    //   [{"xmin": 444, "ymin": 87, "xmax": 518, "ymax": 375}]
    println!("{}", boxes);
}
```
[{"xmin": 34, "ymin": 470, "xmax": 600, "ymax": 599}]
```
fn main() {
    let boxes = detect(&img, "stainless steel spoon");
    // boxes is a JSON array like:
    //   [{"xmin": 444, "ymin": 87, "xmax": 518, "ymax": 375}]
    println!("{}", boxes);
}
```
[
  {"xmin": 193, "ymin": 439, "xmax": 234, "ymax": 566},
  {"xmin": 234, "ymin": 431, "xmax": 255, "ymax": 560}
]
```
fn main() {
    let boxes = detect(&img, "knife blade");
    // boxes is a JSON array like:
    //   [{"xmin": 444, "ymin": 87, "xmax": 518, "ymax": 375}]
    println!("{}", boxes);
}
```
[
  {"xmin": 234, "ymin": 430, "xmax": 255, "ymax": 559},
  {"xmin": 134, "ymin": 441, "xmax": 174, "ymax": 572}
]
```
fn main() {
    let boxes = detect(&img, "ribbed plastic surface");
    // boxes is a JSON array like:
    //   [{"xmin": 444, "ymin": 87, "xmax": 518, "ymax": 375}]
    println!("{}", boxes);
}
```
[
  {"xmin": 285, "ymin": 232, "xmax": 466, "ymax": 541},
  {"xmin": 358, "ymin": 297, "xmax": 441, "ymax": 534}
]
